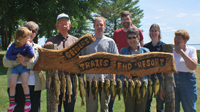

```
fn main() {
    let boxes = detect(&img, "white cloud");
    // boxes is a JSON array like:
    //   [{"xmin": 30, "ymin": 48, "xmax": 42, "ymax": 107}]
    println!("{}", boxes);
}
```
[
  {"xmin": 157, "ymin": 9, "xmax": 165, "ymax": 12},
  {"xmin": 161, "ymin": 27, "xmax": 176, "ymax": 32},
  {"xmin": 193, "ymin": 14, "xmax": 200, "ymax": 16},
  {"xmin": 176, "ymin": 13, "xmax": 187, "ymax": 17},
  {"xmin": 186, "ymin": 24, "xmax": 189, "ymax": 26},
  {"xmin": 157, "ymin": 23, "xmax": 167, "ymax": 26},
  {"xmin": 152, "ymin": 14, "xmax": 165, "ymax": 19}
]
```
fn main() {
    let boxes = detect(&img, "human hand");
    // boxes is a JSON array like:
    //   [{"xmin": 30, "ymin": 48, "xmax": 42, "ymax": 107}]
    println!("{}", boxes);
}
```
[
  {"xmin": 26, "ymin": 40, "xmax": 31, "ymax": 46},
  {"xmin": 123, "ymin": 74, "xmax": 132, "ymax": 79},
  {"xmin": 173, "ymin": 45, "xmax": 182, "ymax": 54},
  {"xmin": 16, "ymin": 55, "xmax": 27, "ymax": 66},
  {"xmin": 44, "ymin": 42, "xmax": 53, "ymax": 45}
]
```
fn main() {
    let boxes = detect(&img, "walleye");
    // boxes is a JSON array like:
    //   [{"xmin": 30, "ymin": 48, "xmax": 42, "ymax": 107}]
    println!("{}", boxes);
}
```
[
  {"xmin": 98, "ymin": 78, "xmax": 103, "ymax": 101},
  {"xmin": 141, "ymin": 79, "xmax": 147, "ymax": 99},
  {"xmin": 73, "ymin": 75, "xmax": 78, "ymax": 99},
  {"xmin": 116, "ymin": 78, "xmax": 122, "ymax": 100},
  {"xmin": 104, "ymin": 77, "xmax": 110, "ymax": 99},
  {"xmin": 54, "ymin": 72, "xmax": 60, "ymax": 104},
  {"xmin": 79, "ymin": 77, "xmax": 85, "ymax": 106},
  {"xmin": 161, "ymin": 74, "xmax": 165, "ymax": 90},
  {"xmin": 66, "ymin": 75, "xmax": 72, "ymax": 103},
  {"xmin": 92, "ymin": 77, "xmax": 98, "ymax": 100},
  {"xmin": 110, "ymin": 78, "xmax": 117, "ymax": 100},
  {"xmin": 86, "ymin": 77, "xmax": 91, "ymax": 97},
  {"xmin": 148, "ymin": 78, "xmax": 153, "ymax": 99},
  {"xmin": 128, "ymin": 79, "xmax": 135, "ymax": 98},
  {"xmin": 123, "ymin": 78, "xmax": 128, "ymax": 101},
  {"xmin": 153, "ymin": 76, "xmax": 160, "ymax": 98},
  {"xmin": 61, "ymin": 72, "xmax": 66, "ymax": 101},
  {"xmin": 135, "ymin": 79, "xmax": 142, "ymax": 100}
]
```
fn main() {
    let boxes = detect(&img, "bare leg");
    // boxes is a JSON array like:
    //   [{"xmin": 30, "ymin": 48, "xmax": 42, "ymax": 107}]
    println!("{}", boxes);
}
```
[
  {"xmin": 21, "ymin": 72, "xmax": 30, "ymax": 94},
  {"xmin": 10, "ymin": 74, "xmax": 19, "ymax": 96}
]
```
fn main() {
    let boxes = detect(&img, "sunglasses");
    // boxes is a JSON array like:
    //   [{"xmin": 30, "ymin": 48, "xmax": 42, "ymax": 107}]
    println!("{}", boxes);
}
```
[
  {"xmin": 127, "ymin": 37, "xmax": 137, "ymax": 39},
  {"xmin": 28, "ymin": 28, "xmax": 37, "ymax": 33}
]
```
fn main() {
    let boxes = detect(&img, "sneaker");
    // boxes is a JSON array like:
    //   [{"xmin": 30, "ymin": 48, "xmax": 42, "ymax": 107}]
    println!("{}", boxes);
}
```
[
  {"xmin": 24, "ymin": 102, "xmax": 31, "ymax": 112},
  {"xmin": 7, "ymin": 103, "xmax": 16, "ymax": 112}
]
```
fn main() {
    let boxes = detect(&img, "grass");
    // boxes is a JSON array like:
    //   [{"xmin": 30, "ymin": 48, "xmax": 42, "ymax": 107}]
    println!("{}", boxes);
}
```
[{"xmin": 0, "ymin": 50, "xmax": 199, "ymax": 112}]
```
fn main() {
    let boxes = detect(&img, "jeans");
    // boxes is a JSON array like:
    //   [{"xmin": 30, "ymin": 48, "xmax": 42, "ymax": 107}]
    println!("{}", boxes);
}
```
[
  {"xmin": 174, "ymin": 72, "xmax": 197, "ymax": 112},
  {"xmin": 7, "ymin": 84, "xmax": 41, "ymax": 112},
  {"xmin": 108, "ymin": 94, "xmax": 115, "ymax": 112},
  {"xmin": 58, "ymin": 77, "xmax": 76, "ymax": 112},
  {"xmin": 145, "ymin": 73, "xmax": 164, "ymax": 112}
]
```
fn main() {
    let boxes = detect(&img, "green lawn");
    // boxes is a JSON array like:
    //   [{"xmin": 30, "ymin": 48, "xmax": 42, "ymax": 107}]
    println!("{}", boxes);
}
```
[{"xmin": 0, "ymin": 50, "xmax": 199, "ymax": 112}]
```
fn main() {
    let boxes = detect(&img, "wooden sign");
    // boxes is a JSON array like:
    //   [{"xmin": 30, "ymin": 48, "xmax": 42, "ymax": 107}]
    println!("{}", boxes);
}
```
[{"xmin": 34, "ymin": 33, "xmax": 176, "ymax": 77}]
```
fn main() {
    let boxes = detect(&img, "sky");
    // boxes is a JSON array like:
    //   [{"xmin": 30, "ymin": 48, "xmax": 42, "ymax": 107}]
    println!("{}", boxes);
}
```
[
  {"xmin": 137, "ymin": 0, "xmax": 200, "ymax": 45},
  {"xmin": 39, "ymin": 0, "xmax": 200, "ymax": 48}
]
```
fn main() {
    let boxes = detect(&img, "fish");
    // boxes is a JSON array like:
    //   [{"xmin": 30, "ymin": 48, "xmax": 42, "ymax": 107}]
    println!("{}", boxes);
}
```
[
  {"xmin": 73, "ymin": 75, "xmax": 78, "ymax": 99},
  {"xmin": 104, "ymin": 77, "xmax": 110, "ymax": 99},
  {"xmin": 66, "ymin": 75, "xmax": 72, "ymax": 103},
  {"xmin": 91, "ymin": 77, "xmax": 98, "ymax": 100},
  {"xmin": 54, "ymin": 71, "xmax": 60, "ymax": 104},
  {"xmin": 161, "ymin": 74, "xmax": 165, "ymax": 90},
  {"xmin": 86, "ymin": 77, "xmax": 91, "ymax": 98},
  {"xmin": 135, "ymin": 79, "xmax": 142, "ymax": 100},
  {"xmin": 61, "ymin": 72, "xmax": 66, "ymax": 101},
  {"xmin": 116, "ymin": 78, "xmax": 122, "ymax": 100},
  {"xmin": 153, "ymin": 76, "xmax": 160, "ymax": 98},
  {"xmin": 148, "ymin": 78, "xmax": 153, "ymax": 99},
  {"xmin": 110, "ymin": 78, "xmax": 117, "ymax": 100},
  {"xmin": 79, "ymin": 77, "xmax": 85, "ymax": 106},
  {"xmin": 98, "ymin": 78, "xmax": 103, "ymax": 101},
  {"xmin": 128, "ymin": 79, "xmax": 135, "ymax": 98},
  {"xmin": 141, "ymin": 79, "xmax": 147, "ymax": 99},
  {"xmin": 123, "ymin": 78, "xmax": 128, "ymax": 101}
]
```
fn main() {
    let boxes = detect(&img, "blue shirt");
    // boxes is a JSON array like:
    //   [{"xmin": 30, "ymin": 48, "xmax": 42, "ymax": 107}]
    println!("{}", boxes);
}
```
[{"xmin": 6, "ymin": 43, "xmax": 34, "ymax": 60}]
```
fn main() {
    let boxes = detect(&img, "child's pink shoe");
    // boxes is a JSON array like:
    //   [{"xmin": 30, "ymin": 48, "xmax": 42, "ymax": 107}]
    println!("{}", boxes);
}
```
[
  {"xmin": 24, "ymin": 102, "xmax": 31, "ymax": 112},
  {"xmin": 7, "ymin": 103, "xmax": 16, "ymax": 112}
]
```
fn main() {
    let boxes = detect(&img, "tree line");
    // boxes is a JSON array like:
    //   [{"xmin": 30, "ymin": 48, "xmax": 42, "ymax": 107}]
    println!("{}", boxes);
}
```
[{"xmin": 0, "ymin": 0, "xmax": 143, "ymax": 50}]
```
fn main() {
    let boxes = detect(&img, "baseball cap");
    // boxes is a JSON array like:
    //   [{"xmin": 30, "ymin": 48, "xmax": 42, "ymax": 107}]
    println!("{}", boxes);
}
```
[{"xmin": 57, "ymin": 13, "xmax": 70, "ymax": 21}]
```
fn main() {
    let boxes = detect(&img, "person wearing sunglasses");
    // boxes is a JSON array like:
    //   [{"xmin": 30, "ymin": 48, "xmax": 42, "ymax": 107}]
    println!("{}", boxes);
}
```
[
  {"xmin": 120, "ymin": 27, "xmax": 149, "ymax": 112},
  {"xmin": 3, "ymin": 21, "xmax": 46, "ymax": 112}
]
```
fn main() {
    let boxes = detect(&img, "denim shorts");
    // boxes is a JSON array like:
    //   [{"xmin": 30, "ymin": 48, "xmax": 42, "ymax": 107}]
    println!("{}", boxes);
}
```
[
  {"xmin": 174, "ymin": 72, "xmax": 197, "ymax": 112},
  {"xmin": 11, "ymin": 64, "xmax": 30, "ymax": 75}
]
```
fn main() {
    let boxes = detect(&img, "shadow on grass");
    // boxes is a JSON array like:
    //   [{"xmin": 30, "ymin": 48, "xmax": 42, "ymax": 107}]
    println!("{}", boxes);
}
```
[{"xmin": 0, "ymin": 54, "xmax": 8, "ymax": 75}]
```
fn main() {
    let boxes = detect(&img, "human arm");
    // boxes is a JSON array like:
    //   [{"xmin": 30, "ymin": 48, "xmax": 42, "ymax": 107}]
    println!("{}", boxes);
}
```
[
  {"xmin": 26, "ymin": 41, "xmax": 34, "ymax": 58},
  {"xmin": 173, "ymin": 45, "xmax": 197, "ymax": 70},
  {"xmin": 138, "ymin": 28, "xmax": 144, "ymax": 47},
  {"xmin": 140, "ymin": 40, "xmax": 144, "ymax": 47},
  {"xmin": 6, "ymin": 43, "xmax": 18, "ymax": 60}
]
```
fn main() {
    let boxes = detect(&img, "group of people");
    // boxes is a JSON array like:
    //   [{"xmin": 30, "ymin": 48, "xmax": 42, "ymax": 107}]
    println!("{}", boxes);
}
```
[{"xmin": 3, "ymin": 10, "xmax": 198, "ymax": 112}]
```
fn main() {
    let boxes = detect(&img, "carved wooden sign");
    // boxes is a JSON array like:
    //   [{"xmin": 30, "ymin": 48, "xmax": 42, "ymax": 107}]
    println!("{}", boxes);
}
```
[{"xmin": 34, "ymin": 33, "xmax": 176, "ymax": 77}]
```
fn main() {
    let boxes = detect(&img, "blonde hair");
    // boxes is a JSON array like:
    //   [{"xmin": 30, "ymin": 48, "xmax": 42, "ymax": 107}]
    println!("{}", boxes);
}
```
[
  {"xmin": 94, "ymin": 17, "xmax": 106, "ymax": 25},
  {"xmin": 14, "ymin": 27, "xmax": 32, "ymax": 46},
  {"xmin": 175, "ymin": 30, "xmax": 190, "ymax": 41}
]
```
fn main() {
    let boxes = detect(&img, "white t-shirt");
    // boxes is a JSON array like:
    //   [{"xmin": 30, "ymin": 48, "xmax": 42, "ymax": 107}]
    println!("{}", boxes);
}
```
[
  {"xmin": 81, "ymin": 36, "xmax": 119, "ymax": 82},
  {"xmin": 173, "ymin": 45, "xmax": 197, "ymax": 73}
]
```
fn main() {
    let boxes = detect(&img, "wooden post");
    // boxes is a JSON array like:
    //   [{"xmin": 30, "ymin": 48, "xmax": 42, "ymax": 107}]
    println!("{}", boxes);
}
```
[
  {"xmin": 162, "ymin": 44, "xmax": 175, "ymax": 112},
  {"xmin": 45, "ymin": 44, "xmax": 59, "ymax": 112}
]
